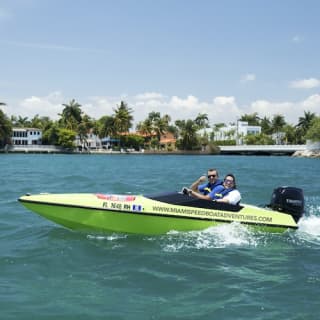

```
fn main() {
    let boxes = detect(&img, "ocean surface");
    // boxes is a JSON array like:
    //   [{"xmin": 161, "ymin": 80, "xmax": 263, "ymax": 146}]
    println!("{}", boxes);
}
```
[{"xmin": 1, "ymin": 154, "xmax": 319, "ymax": 320}]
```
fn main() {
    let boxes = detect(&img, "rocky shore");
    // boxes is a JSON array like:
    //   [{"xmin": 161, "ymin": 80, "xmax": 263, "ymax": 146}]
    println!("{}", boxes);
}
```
[
  {"xmin": 292, "ymin": 141, "xmax": 320, "ymax": 158},
  {"xmin": 292, "ymin": 149, "xmax": 320, "ymax": 158}
]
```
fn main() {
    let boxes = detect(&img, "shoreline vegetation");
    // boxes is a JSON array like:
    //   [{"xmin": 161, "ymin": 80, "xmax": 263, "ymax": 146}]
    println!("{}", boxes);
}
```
[
  {"xmin": 1, "ymin": 144, "xmax": 320, "ymax": 158},
  {"xmin": 1, "ymin": 101, "xmax": 320, "ymax": 158}
]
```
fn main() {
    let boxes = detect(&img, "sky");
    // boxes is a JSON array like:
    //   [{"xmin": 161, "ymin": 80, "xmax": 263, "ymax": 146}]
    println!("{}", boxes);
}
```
[{"xmin": 1, "ymin": 0, "xmax": 320, "ymax": 128}]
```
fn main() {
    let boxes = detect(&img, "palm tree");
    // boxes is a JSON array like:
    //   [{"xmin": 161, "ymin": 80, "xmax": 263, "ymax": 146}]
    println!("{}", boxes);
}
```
[
  {"xmin": 259, "ymin": 116, "xmax": 272, "ymax": 135},
  {"xmin": 99, "ymin": 115, "xmax": 116, "ymax": 138},
  {"xmin": 78, "ymin": 114, "xmax": 94, "ymax": 149},
  {"xmin": 240, "ymin": 112, "xmax": 260, "ymax": 125},
  {"xmin": 271, "ymin": 114, "xmax": 286, "ymax": 144},
  {"xmin": 175, "ymin": 119, "xmax": 199, "ymax": 150},
  {"xmin": 305, "ymin": 116, "xmax": 320, "ymax": 142},
  {"xmin": 113, "ymin": 101, "xmax": 133, "ymax": 147},
  {"xmin": 283, "ymin": 124, "xmax": 297, "ymax": 144},
  {"xmin": 136, "ymin": 118, "xmax": 153, "ymax": 148},
  {"xmin": 0, "ymin": 109, "xmax": 12, "ymax": 147},
  {"xmin": 59, "ymin": 99, "xmax": 83, "ymax": 131},
  {"xmin": 153, "ymin": 115, "xmax": 170, "ymax": 142},
  {"xmin": 30, "ymin": 114, "xmax": 42, "ymax": 128},
  {"xmin": 195, "ymin": 113, "xmax": 209, "ymax": 130},
  {"xmin": 271, "ymin": 114, "xmax": 286, "ymax": 132},
  {"xmin": 14, "ymin": 116, "xmax": 30, "ymax": 128},
  {"xmin": 136, "ymin": 118, "xmax": 153, "ymax": 136},
  {"xmin": 296, "ymin": 111, "xmax": 316, "ymax": 136},
  {"xmin": 113, "ymin": 101, "xmax": 133, "ymax": 133},
  {"xmin": 212, "ymin": 123, "xmax": 225, "ymax": 141}
]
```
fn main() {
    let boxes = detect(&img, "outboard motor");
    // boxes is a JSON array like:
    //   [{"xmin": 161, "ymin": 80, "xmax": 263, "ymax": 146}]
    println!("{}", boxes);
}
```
[{"xmin": 269, "ymin": 186, "xmax": 304, "ymax": 222}]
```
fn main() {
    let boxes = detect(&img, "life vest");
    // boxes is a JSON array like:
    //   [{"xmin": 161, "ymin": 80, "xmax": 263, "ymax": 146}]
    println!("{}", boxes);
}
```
[
  {"xmin": 201, "ymin": 180, "xmax": 222, "ymax": 195},
  {"xmin": 213, "ymin": 187, "xmax": 240, "ymax": 205},
  {"xmin": 213, "ymin": 187, "xmax": 234, "ymax": 199}
]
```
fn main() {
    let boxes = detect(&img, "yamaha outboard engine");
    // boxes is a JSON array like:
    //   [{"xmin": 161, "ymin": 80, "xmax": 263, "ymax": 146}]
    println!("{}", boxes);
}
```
[{"xmin": 269, "ymin": 186, "xmax": 304, "ymax": 222}]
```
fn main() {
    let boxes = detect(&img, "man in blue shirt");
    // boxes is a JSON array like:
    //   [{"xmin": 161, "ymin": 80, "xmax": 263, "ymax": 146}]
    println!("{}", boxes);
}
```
[{"xmin": 190, "ymin": 168, "xmax": 222, "ymax": 195}]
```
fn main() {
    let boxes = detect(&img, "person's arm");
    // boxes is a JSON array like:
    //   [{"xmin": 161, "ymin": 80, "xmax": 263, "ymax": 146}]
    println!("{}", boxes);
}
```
[
  {"xmin": 190, "ymin": 175, "xmax": 206, "ymax": 192},
  {"xmin": 215, "ymin": 197, "xmax": 229, "ymax": 203},
  {"xmin": 189, "ymin": 189, "xmax": 212, "ymax": 200},
  {"xmin": 216, "ymin": 190, "xmax": 241, "ymax": 205}
]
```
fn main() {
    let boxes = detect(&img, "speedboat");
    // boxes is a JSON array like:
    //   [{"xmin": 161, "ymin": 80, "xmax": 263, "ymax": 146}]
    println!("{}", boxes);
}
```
[{"xmin": 18, "ymin": 186, "xmax": 304, "ymax": 235}]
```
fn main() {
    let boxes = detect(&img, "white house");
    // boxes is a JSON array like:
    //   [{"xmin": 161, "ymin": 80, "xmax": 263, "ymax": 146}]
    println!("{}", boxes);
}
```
[
  {"xmin": 12, "ymin": 128, "xmax": 42, "ymax": 145},
  {"xmin": 75, "ymin": 131, "xmax": 102, "ymax": 150},
  {"xmin": 200, "ymin": 121, "xmax": 261, "ymax": 145},
  {"xmin": 236, "ymin": 121, "xmax": 261, "ymax": 145},
  {"xmin": 75, "ymin": 130, "xmax": 120, "ymax": 151}
]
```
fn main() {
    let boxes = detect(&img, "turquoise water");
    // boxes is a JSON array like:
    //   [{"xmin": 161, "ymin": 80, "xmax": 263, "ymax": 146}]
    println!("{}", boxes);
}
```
[{"xmin": 1, "ymin": 154, "xmax": 320, "ymax": 320}]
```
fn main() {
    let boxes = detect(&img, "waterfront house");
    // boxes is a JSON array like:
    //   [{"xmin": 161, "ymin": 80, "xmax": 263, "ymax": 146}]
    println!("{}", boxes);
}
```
[
  {"xmin": 159, "ymin": 132, "xmax": 176, "ymax": 150},
  {"xmin": 201, "ymin": 121, "xmax": 261, "ymax": 145},
  {"xmin": 11, "ymin": 128, "xmax": 42, "ymax": 145}
]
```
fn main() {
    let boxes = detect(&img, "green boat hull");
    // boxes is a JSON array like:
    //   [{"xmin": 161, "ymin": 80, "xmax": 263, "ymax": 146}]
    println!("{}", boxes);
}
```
[{"xmin": 19, "ymin": 193, "xmax": 299, "ymax": 235}]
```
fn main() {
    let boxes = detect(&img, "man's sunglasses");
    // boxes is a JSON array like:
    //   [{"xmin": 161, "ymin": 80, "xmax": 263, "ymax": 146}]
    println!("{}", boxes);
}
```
[{"xmin": 208, "ymin": 174, "xmax": 216, "ymax": 178}]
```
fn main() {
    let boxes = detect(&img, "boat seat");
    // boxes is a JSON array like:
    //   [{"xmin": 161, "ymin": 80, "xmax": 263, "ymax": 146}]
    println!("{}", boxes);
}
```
[{"xmin": 145, "ymin": 192, "xmax": 244, "ymax": 212}]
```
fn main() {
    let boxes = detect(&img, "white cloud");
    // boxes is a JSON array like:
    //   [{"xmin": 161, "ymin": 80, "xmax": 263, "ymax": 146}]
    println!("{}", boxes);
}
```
[
  {"xmin": 5, "ymin": 92, "xmax": 65, "ymax": 119},
  {"xmin": 249, "ymin": 95, "xmax": 320, "ymax": 124},
  {"xmin": 134, "ymin": 92, "xmax": 165, "ymax": 100},
  {"xmin": 250, "ymin": 100, "xmax": 294, "ymax": 120},
  {"xmin": 301, "ymin": 94, "xmax": 320, "ymax": 111},
  {"xmin": 241, "ymin": 73, "xmax": 256, "ymax": 83},
  {"xmin": 290, "ymin": 78, "xmax": 320, "ymax": 89},
  {"xmin": 213, "ymin": 96, "xmax": 235, "ymax": 105}
]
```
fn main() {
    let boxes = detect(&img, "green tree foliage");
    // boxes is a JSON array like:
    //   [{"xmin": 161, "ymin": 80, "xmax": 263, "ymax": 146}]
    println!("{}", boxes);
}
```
[
  {"xmin": 121, "ymin": 134, "xmax": 144, "ymax": 150},
  {"xmin": 59, "ymin": 99, "xmax": 83, "ymax": 131},
  {"xmin": 283, "ymin": 124, "xmax": 298, "ymax": 144},
  {"xmin": 77, "ymin": 114, "xmax": 94, "ymax": 147},
  {"xmin": 113, "ymin": 101, "xmax": 133, "ymax": 134},
  {"xmin": 259, "ymin": 116, "xmax": 272, "ymax": 134},
  {"xmin": 305, "ymin": 117, "xmax": 320, "ymax": 142},
  {"xmin": 271, "ymin": 114, "xmax": 286, "ymax": 144},
  {"xmin": 240, "ymin": 112, "xmax": 260, "ymax": 125},
  {"xmin": 175, "ymin": 119, "xmax": 200, "ymax": 150},
  {"xmin": 153, "ymin": 113, "xmax": 170, "ymax": 142},
  {"xmin": 136, "ymin": 111, "xmax": 171, "ymax": 145},
  {"xmin": 136, "ymin": 118, "xmax": 153, "ymax": 136},
  {"xmin": 271, "ymin": 114, "xmax": 286, "ymax": 133},
  {"xmin": 113, "ymin": 101, "xmax": 133, "ymax": 147},
  {"xmin": 11, "ymin": 115, "xmax": 31, "ymax": 127},
  {"xmin": 296, "ymin": 110, "xmax": 316, "ymax": 142},
  {"xmin": 42, "ymin": 123, "xmax": 60, "ymax": 145},
  {"xmin": 244, "ymin": 133, "xmax": 273, "ymax": 145},
  {"xmin": 57, "ymin": 128, "xmax": 76, "ymax": 149},
  {"xmin": 297, "ymin": 111, "xmax": 316, "ymax": 133},
  {"xmin": 194, "ymin": 113, "xmax": 209, "ymax": 129},
  {"xmin": 98, "ymin": 115, "xmax": 116, "ymax": 138},
  {"xmin": 0, "ymin": 109, "xmax": 12, "ymax": 147}
]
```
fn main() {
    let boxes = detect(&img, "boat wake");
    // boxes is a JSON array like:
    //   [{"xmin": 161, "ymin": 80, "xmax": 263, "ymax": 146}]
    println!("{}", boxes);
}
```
[
  {"xmin": 296, "ymin": 215, "xmax": 320, "ymax": 241},
  {"xmin": 294, "ymin": 200, "xmax": 320, "ymax": 242},
  {"xmin": 162, "ymin": 222, "xmax": 258, "ymax": 251},
  {"xmin": 84, "ymin": 203, "xmax": 320, "ymax": 250}
]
